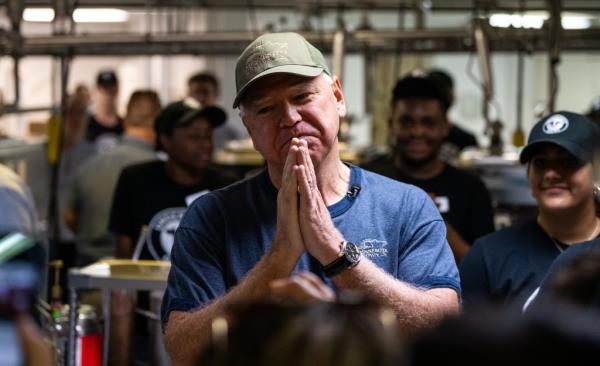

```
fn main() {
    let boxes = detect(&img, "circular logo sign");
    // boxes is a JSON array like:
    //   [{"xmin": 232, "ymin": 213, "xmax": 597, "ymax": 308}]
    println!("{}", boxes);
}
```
[{"xmin": 542, "ymin": 114, "xmax": 569, "ymax": 134}]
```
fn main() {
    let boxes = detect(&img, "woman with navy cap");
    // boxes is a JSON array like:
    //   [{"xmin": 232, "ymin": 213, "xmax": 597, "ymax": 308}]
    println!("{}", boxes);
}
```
[{"xmin": 460, "ymin": 111, "xmax": 600, "ymax": 309}]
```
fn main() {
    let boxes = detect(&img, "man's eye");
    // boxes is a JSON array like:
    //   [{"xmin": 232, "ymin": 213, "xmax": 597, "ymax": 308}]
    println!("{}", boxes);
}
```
[
  {"xmin": 257, "ymin": 106, "xmax": 272, "ymax": 115},
  {"xmin": 295, "ymin": 93, "xmax": 311, "ymax": 101}
]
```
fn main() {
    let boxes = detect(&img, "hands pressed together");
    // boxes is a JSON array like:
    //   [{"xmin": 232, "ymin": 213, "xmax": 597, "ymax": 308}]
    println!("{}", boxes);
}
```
[
  {"xmin": 271, "ymin": 137, "xmax": 346, "ymax": 303},
  {"xmin": 274, "ymin": 137, "xmax": 345, "ymax": 265}
]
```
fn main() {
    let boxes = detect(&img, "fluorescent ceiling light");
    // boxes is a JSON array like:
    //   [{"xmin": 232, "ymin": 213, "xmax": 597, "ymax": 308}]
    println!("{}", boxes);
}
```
[
  {"xmin": 489, "ymin": 12, "xmax": 592, "ymax": 30},
  {"xmin": 562, "ymin": 16, "xmax": 591, "ymax": 30},
  {"xmin": 23, "ymin": 8, "xmax": 55, "ymax": 22},
  {"xmin": 72, "ymin": 8, "xmax": 129, "ymax": 23},
  {"xmin": 489, "ymin": 13, "xmax": 545, "ymax": 29}
]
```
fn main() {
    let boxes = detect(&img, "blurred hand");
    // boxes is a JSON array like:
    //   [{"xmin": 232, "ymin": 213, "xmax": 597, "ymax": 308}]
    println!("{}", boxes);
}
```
[
  {"xmin": 270, "ymin": 271, "xmax": 336, "ymax": 304},
  {"xmin": 15, "ymin": 314, "xmax": 54, "ymax": 366}
]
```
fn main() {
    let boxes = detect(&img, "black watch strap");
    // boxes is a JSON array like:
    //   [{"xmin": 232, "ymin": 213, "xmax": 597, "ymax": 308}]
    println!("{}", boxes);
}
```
[{"xmin": 322, "ymin": 241, "xmax": 361, "ymax": 277}]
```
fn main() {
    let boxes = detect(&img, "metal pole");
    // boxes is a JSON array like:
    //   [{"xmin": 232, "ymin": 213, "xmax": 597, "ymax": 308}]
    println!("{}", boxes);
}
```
[
  {"xmin": 68, "ymin": 279, "xmax": 78, "ymax": 366},
  {"xmin": 547, "ymin": 0, "xmax": 562, "ymax": 113},
  {"xmin": 102, "ymin": 289, "xmax": 111, "ymax": 366}
]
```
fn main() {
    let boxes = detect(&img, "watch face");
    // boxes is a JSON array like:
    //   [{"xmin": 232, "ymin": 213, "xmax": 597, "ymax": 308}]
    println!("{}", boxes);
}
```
[{"xmin": 344, "ymin": 242, "xmax": 361, "ymax": 263}]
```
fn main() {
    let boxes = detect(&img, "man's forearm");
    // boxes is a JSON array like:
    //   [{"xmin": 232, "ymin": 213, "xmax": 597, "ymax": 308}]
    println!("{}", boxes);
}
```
[
  {"xmin": 164, "ymin": 246, "xmax": 300, "ymax": 366},
  {"xmin": 332, "ymin": 258, "xmax": 459, "ymax": 335}
]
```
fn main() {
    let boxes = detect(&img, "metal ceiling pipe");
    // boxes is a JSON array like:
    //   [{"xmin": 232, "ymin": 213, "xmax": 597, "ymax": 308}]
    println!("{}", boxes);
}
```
[
  {"xmin": 6, "ymin": 0, "xmax": 23, "ymax": 33},
  {"xmin": 547, "ymin": 0, "xmax": 562, "ymax": 114}
]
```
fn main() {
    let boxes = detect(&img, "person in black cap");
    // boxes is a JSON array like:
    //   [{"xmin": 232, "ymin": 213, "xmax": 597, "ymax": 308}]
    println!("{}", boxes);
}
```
[
  {"xmin": 109, "ymin": 99, "xmax": 237, "ymax": 261},
  {"xmin": 460, "ymin": 111, "xmax": 600, "ymax": 309},
  {"xmin": 363, "ymin": 74, "xmax": 494, "ymax": 263},
  {"xmin": 106, "ymin": 100, "xmax": 238, "ymax": 365},
  {"xmin": 85, "ymin": 69, "xmax": 124, "ymax": 148}
]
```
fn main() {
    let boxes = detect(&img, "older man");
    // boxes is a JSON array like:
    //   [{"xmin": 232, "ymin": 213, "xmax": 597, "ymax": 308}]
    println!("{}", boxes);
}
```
[{"xmin": 161, "ymin": 32, "xmax": 459, "ymax": 365}]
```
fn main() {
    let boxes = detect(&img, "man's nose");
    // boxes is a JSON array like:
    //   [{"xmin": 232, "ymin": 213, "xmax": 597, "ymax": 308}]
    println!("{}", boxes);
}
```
[
  {"xmin": 408, "ymin": 122, "xmax": 426, "ymax": 136},
  {"xmin": 279, "ymin": 101, "xmax": 302, "ymax": 127}
]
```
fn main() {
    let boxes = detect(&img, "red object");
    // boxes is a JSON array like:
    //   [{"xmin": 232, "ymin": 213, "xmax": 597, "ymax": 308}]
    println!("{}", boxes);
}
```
[{"xmin": 77, "ymin": 333, "xmax": 102, "ymax": 366}]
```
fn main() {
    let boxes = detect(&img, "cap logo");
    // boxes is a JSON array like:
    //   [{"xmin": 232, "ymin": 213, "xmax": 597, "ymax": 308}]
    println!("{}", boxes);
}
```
[
  {"xmin": 543, "ymin": 114, "xmax": 569, "ymax": 134},
  {"xmin": 245, "ymin": 41, "xmax": 290, "ymax": 77}
]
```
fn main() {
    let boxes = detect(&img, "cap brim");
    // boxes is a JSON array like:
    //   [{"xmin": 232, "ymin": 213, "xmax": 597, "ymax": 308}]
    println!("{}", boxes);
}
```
[
  {"xmin": 179, "ymin": 106, "xmax": 227, "ymax": 128},
  {"xmin": 233, "ymin": 65, "xmax": 325, "ymax": 108},
  {"xmin": 519, "ymin": 139, "xmax": 588, "ymax": 164}
]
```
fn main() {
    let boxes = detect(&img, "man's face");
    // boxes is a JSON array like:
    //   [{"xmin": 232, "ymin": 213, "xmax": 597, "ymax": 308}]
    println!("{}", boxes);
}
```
[
  {"xmin": 390, "ymin": 98, "xmax": 448, "ymax": 166},
  {"xmin": 162, "ymin": 119, "xmax": 213, "ymax": 174},
  {"xmin": 528, "ymin": 144, "xmax": 594, "ymax": 214},
  {"xmin": 188, "ymin": 81, "xmax": 218, "ymax": 106},
  {"xmin": 97, "ymin": 84, "xmax": 118, "ymax": 102},
  {"xmin": 239, "ymin": 74, "xmax": 346, "ymax": 169}
]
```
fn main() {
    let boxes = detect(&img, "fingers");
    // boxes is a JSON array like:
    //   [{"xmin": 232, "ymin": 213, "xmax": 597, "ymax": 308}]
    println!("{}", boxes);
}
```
[
  {"xmin": 297, "ymin": 271, "xmax": 336, "ymax": 301},
  {"xmin": 294, "ymin": 138, "xmax": 318, "ymax": 192},
  {"xmin": 282, "ymin": 142, "xmax": 299, "ymax": 190},
  {"xmin": 291, "ymin": 138, "xmax": 317, "ymax": 203},
  {"xmin": 269, "ymin": 271, "xmax": 335, "ymax": 304}
]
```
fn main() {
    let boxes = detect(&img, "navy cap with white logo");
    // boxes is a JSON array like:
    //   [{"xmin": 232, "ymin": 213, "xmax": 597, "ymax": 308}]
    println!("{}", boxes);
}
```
[{"xmin": 520, "ymin": 111, "xmax": 600, "ymax": 164}]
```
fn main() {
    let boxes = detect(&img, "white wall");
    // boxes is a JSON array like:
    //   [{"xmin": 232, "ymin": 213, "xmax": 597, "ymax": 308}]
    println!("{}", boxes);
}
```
[{"xmin": 430, "ymin": 52, "xmax": 600, "ymax": 148}]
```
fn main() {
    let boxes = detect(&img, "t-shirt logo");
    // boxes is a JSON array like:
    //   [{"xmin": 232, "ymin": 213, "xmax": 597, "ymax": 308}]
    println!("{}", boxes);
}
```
[
  {"xmin": 358, "ymin": 239, "xmax": 389, "ymax": 258},
  {"xmin": 133, "ymin": 207, "xmax": 186, "ymax": 261},
  {"xmin": 542, "ymin": 114, "xmax": 569, "ymax": 134}
]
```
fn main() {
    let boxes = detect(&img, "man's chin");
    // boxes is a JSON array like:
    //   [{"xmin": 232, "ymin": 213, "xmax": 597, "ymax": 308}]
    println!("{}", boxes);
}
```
[{"xmin": 400, "ymin": 154, "xmax": 437, "ymax": 168}]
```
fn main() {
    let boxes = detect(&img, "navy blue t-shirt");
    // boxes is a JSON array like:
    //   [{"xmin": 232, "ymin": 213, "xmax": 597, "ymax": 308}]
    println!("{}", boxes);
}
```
[
  {"xmin": 161, "ymin": 165, "xmax": 460, "ymax": 323},
  {"xmin": 460, "ymin": 217, "xmax": 561, "ymax": 308}
]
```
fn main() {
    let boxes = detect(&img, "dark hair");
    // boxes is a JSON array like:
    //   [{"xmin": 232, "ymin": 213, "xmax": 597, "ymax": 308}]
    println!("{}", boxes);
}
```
[
  {"xmin": 188, "ymin": 72, "xmax": 220, "ymax": 93},
  {"xmin": 411, "ymin": 304, "xmax": 600, "ymax": 365},
  {"xmin": 545, "ymin": 251, "xmax": 600, "ymax": 309},
  {"xmin": 391, "ymin": 75, "xmax": 450, "ymax": 112},
  {"xmin": 198, "ymin": 300, "xmax": 405, "ymax": 366},
  {"xmin": 428, "ymin": 69, "xmax": 454, "ymax": 89}
]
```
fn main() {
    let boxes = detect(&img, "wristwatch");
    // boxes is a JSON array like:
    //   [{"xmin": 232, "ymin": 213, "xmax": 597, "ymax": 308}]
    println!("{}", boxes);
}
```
[{"xmin": 322, "ymin": 241, "xmax": 361, "ymax": 277}]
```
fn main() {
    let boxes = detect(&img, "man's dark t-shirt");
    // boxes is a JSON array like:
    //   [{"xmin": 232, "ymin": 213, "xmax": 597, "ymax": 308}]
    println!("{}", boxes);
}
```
[
  {"xmin": 85, "ymin": 114, "xmax": 124, "ymax": 142},
  {"xmin": 362, "ymin": 156, "xmax": 495, "ymax": 246},
  {"xmin": 109, "ymin": 160, "xmax": 238, "ymax": 261}
]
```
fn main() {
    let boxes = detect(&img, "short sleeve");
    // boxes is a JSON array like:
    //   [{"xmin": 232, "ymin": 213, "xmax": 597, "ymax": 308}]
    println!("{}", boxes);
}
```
[
  {"xmin": 160, "ymin": 195, "xmax": 227, "ymax": 327},
  {"xmin": 397, "ymin": 188, "xmax": 461, "ymax": 295}
]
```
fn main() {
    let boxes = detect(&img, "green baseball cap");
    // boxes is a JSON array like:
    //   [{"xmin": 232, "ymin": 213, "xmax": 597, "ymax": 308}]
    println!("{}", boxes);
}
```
[{"xmin": 233, "ymin": 32, "xmax": 331, "ymax": 108}]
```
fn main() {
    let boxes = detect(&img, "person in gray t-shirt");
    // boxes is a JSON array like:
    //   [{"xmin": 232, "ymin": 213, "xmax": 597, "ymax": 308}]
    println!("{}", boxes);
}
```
[
  {"xmin": 64, "ymin": 90, "xmax": 161, "ymax": 265},
  {"xmin": 0, "ymin": 163, "xmax": 37, "ymax": 236}
]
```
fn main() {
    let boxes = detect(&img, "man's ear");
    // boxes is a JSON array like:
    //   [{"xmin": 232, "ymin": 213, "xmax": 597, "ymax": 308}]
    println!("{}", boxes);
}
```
[{"xmin": 332, "ymin": 76, "xmax": 347, "ymax": 118}]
